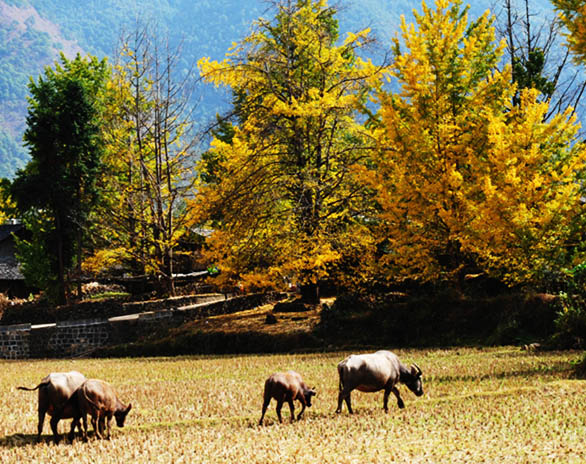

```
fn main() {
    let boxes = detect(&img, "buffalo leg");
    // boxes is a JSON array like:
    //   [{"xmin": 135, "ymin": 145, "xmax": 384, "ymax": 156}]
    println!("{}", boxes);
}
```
[
  {"xmin": 91, "ymin": 414, "xmax": 101, "ymax": 439},
  {"xmin": 392, "ymin": 387, "xmax": 405, "ymax": 409},
  {"xmin": 104, "ymin": 414, "xmax": 112, "ymax": 440},
  {"xmin": 37, "ymin": 409, "xmax": 46, "ymax": 441},
  {"xmin": 49, "ymin": 415, "xmax": 61, "ymax": 443},
  {"xmin": 336, "ymin": 390, "xmax": 347, "ymax": 413},
  {"xmin": 259, "ymin": 397, "xmax": 271, "ymax": 425},
  {"xmin": 99, "ymin": 416, "xmax": 106, "ymax": 437},
  {"xmin": 69, "ymin": 415, "xmax": 85, "ymax": 442},
  {"xmin": 296, "ymin": 399, "xmax": 306, "ymax": 421},
  {"xmin": 276, "ymin": 400, "xmax": 284, "ymax": 423},
  {"xmin": 68, "ymin": 416, "xmax": 80, "ymax": 442},
  {"xmin": 287, "ymin": 399, "xmax": 295, "ymax": 423},
  {"xmin": 337, "ymin": 390, "xmax": 353, "ymax": 414},
  {"xmin": 81, "ymin": 413, "xmax": 89, "ymax": 441},
  {"xmin": 383, "ymin": 388, "xmax": 391, "ymax": 412},
  {"xmin": 343, "ymin": 391, "xmax": 353, "ymax": 414}
]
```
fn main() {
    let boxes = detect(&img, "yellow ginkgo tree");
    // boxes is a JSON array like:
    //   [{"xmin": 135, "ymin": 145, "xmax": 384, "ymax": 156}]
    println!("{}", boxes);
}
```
[
  {"xmin": 553, "ymin": 0, "xmax": 586, "ymax": 63},
  {"xmin": 361, "ymin": 0, "xmax": 586, "ymax": 285},
  {"xmin": 87, "ymin": 26, "xmax": 198, "ymax": 295},
  {"xmin": 195, "ymin": 0, "xmax": 380, "ymax": 298},
  {"xmin": 0, "ymin": 179, "xmax": 15, "ymax": 224}
]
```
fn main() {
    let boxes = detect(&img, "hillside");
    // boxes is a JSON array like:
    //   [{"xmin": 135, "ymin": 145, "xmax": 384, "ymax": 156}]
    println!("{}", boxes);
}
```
[{"xmin": 0, "ymin": 0, "xmax": 570, "ymax": 178}]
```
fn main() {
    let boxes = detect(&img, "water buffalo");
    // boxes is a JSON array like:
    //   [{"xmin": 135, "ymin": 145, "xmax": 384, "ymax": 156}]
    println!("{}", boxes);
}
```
[
  {"xmin": 17, "ymin": 370, "xmax": 87, "ymax": 442},
  {"xmin": 66, "ymin": 379, "xmax": 132, "ymax": 440},
  {"xmin": 259, "ymin": 370, "xmax": 316, "ymax": 425},
  {"xmin": 336, "ymin": 350, "xmax": 423, "ymax": 414}
]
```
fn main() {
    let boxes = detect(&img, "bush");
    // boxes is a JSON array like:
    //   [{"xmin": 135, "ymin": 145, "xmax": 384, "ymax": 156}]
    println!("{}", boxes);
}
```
[
  {"xmin": 568, "ymin": 263, "xmax": 586, "ymax": 294},
  {"xmin": 573, "ymin": 353, "xmax": 586, "ymax": 379},
  {"xmin": 273, "ymin": 297, "xmax": 312, "ymax": 313},
  {"xmin": 330, "ymin": 292, "xmax": 374, "ymax": 313},
  {"xmin": 317, "ymin": 292, "xmax": 375, "ymax": 336},
  {"xmin": 317, "ymin": 291, "xmax": 559, "ymax": 347},
  {"xmin": 0, "ymin": 292, "xmax": 8, "ymax": 319},
  {"xmin": 551, "ymin": 294, "xmax": 586, "ymax": 349}
]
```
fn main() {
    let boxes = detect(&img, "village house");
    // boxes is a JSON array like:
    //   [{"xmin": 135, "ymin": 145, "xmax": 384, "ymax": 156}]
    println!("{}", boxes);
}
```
[{"xmin": 0, "ymin": 222, "xmax": 28, "ymax": 297}]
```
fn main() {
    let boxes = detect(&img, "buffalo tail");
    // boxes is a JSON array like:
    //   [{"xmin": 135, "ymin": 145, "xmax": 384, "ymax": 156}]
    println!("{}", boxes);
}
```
[{"xmin": 17, "ymin": 381, "xmax": 48, "ymax": 391}]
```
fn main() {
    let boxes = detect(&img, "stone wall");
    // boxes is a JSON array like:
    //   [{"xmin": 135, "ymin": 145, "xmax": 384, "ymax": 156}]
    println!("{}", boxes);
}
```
[
  {"xmin": 0, "ymin": 323, "xmax": 30, "ymax": 359},
  {"xmin": 0, "ymin": 292, "xmax": 284, "ymax": 359},
  {"xmin": 1, "ymin": 293, "xmax": 226, "ymax": 325}
]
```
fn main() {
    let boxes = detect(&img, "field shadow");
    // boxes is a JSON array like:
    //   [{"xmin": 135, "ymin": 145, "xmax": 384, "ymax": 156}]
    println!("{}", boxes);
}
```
[
  {"xmin": 1, "ymin": 433, "xmax": 50, "ymax": 448},
  {"xmin": 431, "ymin": 361, "xmax": 573, "ymax": 384},
  {"xmin": 0, "ymin": 431, "xmax": 97, "ymax": 449}
]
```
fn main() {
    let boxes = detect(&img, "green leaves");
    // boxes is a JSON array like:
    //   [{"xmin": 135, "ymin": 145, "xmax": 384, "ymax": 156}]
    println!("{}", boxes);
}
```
[{"xmin": 11, "ymin": 53, "xmax": 109, "ymax": 303}]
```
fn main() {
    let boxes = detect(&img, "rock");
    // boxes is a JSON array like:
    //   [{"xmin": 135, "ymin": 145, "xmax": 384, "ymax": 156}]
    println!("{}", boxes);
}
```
[
  {"xmin": 265, "ymin": 313, "xmax": 278, "ymax": 324},
  {"xmin": 273, "ymin": 299, "xmax": 311, "ymax": 313}
]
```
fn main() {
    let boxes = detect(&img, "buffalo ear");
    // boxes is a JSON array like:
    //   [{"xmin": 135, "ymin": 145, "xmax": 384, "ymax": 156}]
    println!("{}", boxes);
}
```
[
  {"xmin": 310, "ymin": 389, "xmax": 317, "ymax": 397},
  {"xmin": 126, "ymin": 403, "xmax": 132, "ymax": 413}
]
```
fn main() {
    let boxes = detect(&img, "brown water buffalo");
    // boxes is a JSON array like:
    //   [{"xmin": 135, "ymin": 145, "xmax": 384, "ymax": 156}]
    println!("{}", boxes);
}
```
[
  {"xmin": 259, "ymin": 370, "xmax": 316, "ymax": 425},
  {"xmin": 336, "ymin": 350, "xmax": 423, "ymax": 414},
  {"xmin": 66, "ymin": 379, "xmax": 132, "ymax": 440},
  {"xmin": 17, "ymin": 370, "xmax": 87, "ymax": 442}
]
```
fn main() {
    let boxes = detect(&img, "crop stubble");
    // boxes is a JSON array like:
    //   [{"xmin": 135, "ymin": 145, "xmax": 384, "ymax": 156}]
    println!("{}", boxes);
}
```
[{"xmin": 0, "ymin": 347, "xmax": 584, "ymax": 463}]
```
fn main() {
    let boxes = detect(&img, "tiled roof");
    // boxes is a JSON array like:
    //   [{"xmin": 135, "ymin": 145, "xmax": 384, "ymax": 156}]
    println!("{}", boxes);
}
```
[
  {"xmin": 0, "ymin": 259, "xmax": 24, "ymax": 280},
  {"xmin": 0, "ymin": 224, "xmax": 23, "ymax": 243},
  {"xmin": 0, "ymin": 224, "xmax": 24, "ymax": 281}
]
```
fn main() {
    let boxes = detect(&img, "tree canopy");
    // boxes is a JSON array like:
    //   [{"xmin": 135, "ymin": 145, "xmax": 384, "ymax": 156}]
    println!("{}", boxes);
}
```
[
  {"xmin": 11, "ymin": 53, "xmax": 109, "ymax": 303},
  {"xmin": 358, "ymin": 0, "xmax": 586, "ymax": 285},
  {"xmin": 553, "ymin": 0, "xmax": 586, "ymax": 63},
  {"xmin": 5, "ymin": 0, "xmax": 586, "ymax": 302},
  {"xmin": 195, "ymin": 0, "xmax": 381, "ymax": 295}
]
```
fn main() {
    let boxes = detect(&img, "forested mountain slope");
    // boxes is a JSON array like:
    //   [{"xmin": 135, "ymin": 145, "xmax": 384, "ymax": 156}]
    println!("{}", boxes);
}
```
[{"xmin": 0, "ymin": 0, "xmax": 568, "ymax": 178}]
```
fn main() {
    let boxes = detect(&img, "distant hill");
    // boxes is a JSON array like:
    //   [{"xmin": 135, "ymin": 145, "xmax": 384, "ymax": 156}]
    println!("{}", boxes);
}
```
[{"xmin": 0, "ymin": 0, "xmax": 572, "ymax": 178}]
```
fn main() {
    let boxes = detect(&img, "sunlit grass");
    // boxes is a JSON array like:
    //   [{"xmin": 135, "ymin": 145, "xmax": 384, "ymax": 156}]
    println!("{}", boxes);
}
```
[
  {"xmin": 1, "ymin": 347, "xmax": 584, "ymax": 463},
  {"xmin": 86, "ymin": 291, "xmax": 130, "ymax": 301}
]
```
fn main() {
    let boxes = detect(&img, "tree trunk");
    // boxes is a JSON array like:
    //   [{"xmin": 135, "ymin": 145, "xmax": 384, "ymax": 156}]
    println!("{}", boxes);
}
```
[
  {"xmin": 55, "ymin": 214, "xmax": 67, "ymax": 305},
  {"xmin": 300, "ymin": 282, "xmax": 319, "ymax": 304}
]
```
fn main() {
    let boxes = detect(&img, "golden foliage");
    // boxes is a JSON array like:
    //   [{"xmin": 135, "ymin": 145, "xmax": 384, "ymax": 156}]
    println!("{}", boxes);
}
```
[
  {"xmin": 82, "ymin": 248, "xmax": 130, "ymax": 275},
  {"xmin": 364, "ymin": 0, "xmax": 586, "ymax": 284},
  {"xmin": 194, "ymin": 0, "xmax": 379, "ymax": 288},
  {"xmin": 553, "ymin": 0, "xmax": 586, "ymax": 64},
  {"xmin": 0, "ymin": 192, "xmax": 15, "ymax": 225},
  {"xmin": 89, "ymin": 31, "xmax": 196, "ymax": 291}
]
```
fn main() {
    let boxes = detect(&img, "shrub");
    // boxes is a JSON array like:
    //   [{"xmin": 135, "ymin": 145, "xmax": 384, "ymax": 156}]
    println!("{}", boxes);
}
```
[
  {"xmin": 568, "ymin": 263, "xmax": 586, "ymax": 294},
  {"xmin": 0, "ymin": 292, "xmax": 8, "ymax": 319},
  {"xmin": 551, "ymin": 293, "xmax": 586, "ymax": 349},
  {"xmin": 573, "ymin": 353, "xmax": 586, "ymax": 379}
]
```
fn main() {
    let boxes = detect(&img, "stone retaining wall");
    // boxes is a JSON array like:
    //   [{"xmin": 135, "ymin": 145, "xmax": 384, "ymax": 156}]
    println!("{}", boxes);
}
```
[
  {"xmin": 0, "ymin": 293, "xmax": 284, "ymax": 359},
  {"xmin": 1, "ymin": 293, "xmax": 226, "ymax": 325},
  {"xmin": 0, "ymin": 323, "xmax": 30, "ymax": 359}
]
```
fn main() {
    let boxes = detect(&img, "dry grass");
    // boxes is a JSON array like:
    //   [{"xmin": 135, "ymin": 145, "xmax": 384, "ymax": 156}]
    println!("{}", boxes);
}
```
[
  {"xmin": 0, "ymin": 293, "xmax": 28, "ymax": 321},
  {"xmin": 1, "ymin": 347, "xmax": 584, "ymax": 463},
  {"xmin": 179, "ymin": 303, "xmax": 321, "ymax": 336}
]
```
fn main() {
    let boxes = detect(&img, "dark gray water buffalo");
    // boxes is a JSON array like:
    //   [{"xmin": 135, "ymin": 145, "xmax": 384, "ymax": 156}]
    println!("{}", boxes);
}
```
[
  {"xmin": 259, "ymin": 370, "xmax": 316, "ymax": 425},
  {"xmin": 66, "ymin": 379, "xmax": 132, "ymax": 440},
  {"xmin": 336, "ymin": 350, "xmax": 423, "ymax": 414},
  {"xmin": 18, "ymin": 370, "xmax": 87, "ymax": 442}
]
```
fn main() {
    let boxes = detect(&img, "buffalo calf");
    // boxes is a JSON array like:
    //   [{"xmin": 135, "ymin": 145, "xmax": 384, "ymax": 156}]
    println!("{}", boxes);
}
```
[
  {"xmin": 66, "ymin": 379, "xmax": 132, "ymax": 440},
  {"xmin": 259, "ymin": 370, "xmax": 316, "ymax": 425}
]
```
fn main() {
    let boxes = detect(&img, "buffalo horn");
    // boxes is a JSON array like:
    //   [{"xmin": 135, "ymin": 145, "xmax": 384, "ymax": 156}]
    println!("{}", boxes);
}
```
[{"xmin": 412, "ymin": 363, "xmax": 422, "ymax": 376}]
